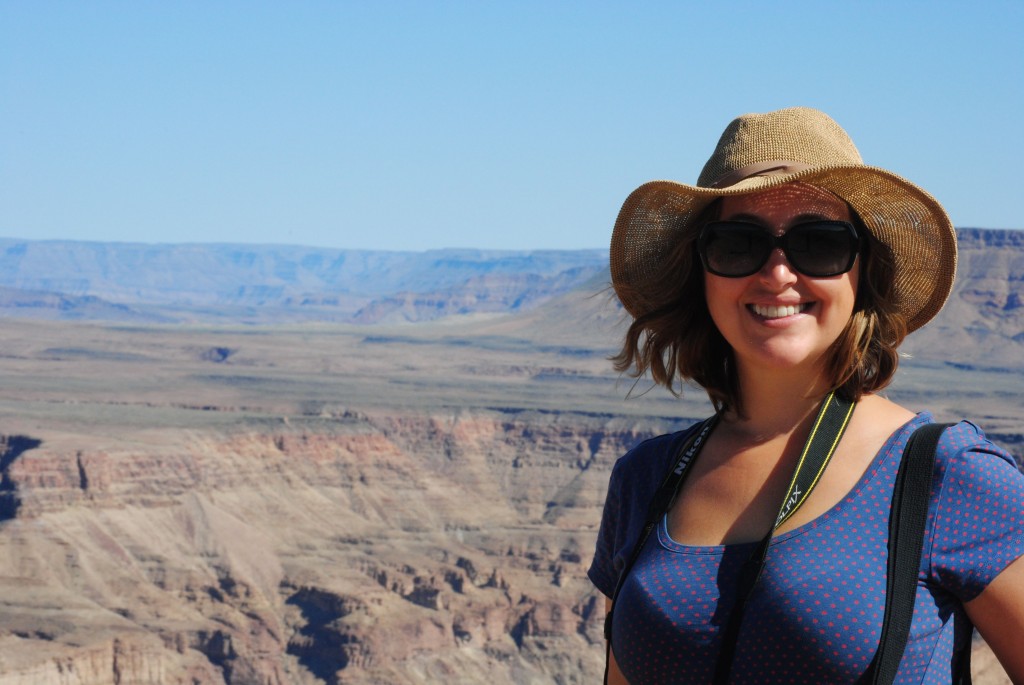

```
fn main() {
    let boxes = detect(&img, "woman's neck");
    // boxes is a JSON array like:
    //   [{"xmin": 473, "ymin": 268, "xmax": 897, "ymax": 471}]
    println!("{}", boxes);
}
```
[{"xmin": 725, "ymin": 366, "xmax": 832, "ymax": 440}]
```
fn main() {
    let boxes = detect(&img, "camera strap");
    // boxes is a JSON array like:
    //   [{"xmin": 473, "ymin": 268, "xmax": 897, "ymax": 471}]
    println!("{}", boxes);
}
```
[
  {"xmin": 713, "ymin": 391, "xmax": 855, "ymax": 683},
  {"xmin": 603, "ymin": 391, "xmax": 855, "ymax": 684}
]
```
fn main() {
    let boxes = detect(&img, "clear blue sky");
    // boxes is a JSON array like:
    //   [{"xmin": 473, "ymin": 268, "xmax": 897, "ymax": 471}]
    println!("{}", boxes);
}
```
[{"xmin": 2, "ymin": 2, "xmax": 1021, "ymax": 251}]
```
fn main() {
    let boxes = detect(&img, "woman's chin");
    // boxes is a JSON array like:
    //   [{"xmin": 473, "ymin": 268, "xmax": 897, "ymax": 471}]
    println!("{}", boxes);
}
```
[{"xmin": 736, "ymin": 344, "xmax": 829, "ymax": 376}]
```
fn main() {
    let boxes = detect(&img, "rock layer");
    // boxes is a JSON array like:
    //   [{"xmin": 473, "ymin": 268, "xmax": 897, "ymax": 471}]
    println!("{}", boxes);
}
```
[{"xmin": 0, "ymin": 410, "xmax": 680, "ymax": 684}]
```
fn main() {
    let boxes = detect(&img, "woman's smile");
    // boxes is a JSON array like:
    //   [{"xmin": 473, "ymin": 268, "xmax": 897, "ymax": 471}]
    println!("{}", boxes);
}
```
[{"xmin": 748, "ymin": 302, "xmax": 813, "ymax": 320}]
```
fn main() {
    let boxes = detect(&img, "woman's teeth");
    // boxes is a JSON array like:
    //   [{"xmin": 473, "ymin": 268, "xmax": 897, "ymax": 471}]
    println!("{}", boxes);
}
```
[{"xmin": 751, "ymin": 303, "xmax": 808, "ymax": 319}]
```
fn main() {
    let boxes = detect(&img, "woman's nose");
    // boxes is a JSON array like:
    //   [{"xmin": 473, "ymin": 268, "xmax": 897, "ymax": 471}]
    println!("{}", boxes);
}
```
[{"xmin": 758, "ymin": 248, "xmax": 799, "ymax": 286}]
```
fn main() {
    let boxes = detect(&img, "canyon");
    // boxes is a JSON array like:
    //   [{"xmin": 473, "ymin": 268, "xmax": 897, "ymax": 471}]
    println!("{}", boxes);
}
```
[
  {"xmin": 0, "ymin": 314, "xmax": 693, "ymax": 684},
  {"xmin": 0, "ymin": 230, "xmax": 1022, "ymax": 683}
]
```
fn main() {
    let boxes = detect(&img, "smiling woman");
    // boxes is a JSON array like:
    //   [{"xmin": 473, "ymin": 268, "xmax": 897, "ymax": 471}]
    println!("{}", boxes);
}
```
[
  {"xmin": 703, "ymin": 184, "xmax": 860, "ymax": 384},
  {"xmin": 591, "ymin": 108, "xmax": 1024, "ymax": 684}
]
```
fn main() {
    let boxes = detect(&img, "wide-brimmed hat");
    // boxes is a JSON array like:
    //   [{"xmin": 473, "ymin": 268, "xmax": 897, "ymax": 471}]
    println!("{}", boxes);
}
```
[{"xmin": 610, "ymin": 107, "xmax": 956, "ymax": 333}]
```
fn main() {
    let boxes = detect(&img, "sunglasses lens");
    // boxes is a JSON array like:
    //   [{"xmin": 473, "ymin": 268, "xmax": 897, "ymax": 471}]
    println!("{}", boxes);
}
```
[
  {"xmin": 701, "ymin": 224, "xmax": 772, "ymax": 277},
  {"xmin": 785, "ymin": 223, "xmax": 857, "ymax": 277},
  {"xmin": 700, "ymin": 221, "xmax": 858, "ymax": 278}
]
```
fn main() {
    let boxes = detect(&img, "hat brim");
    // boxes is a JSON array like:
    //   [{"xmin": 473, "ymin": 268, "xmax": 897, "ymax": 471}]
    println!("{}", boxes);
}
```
[{"xmin": 610, "ymin": 165, "xmax": 956, "ymax": 333}]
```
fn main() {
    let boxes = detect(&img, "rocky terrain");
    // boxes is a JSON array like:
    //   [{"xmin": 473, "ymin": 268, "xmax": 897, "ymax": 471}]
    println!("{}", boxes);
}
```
[
  {"xmin": 0, "ymin": 315, "xmax": 699, "ymax": 684},
  {"xmin": 0, "ymin": 229, "xmax": 1021, "ymax": 683},
  {"xmin": 0, "ymin": 411, "xmax": 648, "ymax": 683}
]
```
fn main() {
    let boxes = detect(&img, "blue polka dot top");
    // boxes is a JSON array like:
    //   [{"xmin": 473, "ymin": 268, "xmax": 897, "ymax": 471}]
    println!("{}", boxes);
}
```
[{"xmin": 589, "ymin": 414, "xmax": 1024, "ymax": 684}]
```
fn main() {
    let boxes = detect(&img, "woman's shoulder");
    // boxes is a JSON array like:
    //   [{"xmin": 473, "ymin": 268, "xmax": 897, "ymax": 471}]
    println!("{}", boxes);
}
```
[
  {"xmin": 877, "ymin": 408, "xmax": 1018, "ymax": 477},
  {"xmin": 853, "ymin": 396, "xmax": 1016, "ymax": 469},
  {"xmin": 937, "ymin": 418, "xmax": 1008, "ymax": 450},
  {"xmin": 853, "ymin": 394, "xmax": 918, "ymax": 448},
  {"xmin": 932, "ymin": 419, "xmax": 1022, "ymax": 484},
  {"xmin": 926, "ymin": 418, "xmax": 1024, "ymax": 599},
  {"xmin": 610, "ymin": 421, "xmax": 710, "ymax": 489},
  {"xmin": 616, "ymin": 421, "xmax": 707, "ymax": 464}
]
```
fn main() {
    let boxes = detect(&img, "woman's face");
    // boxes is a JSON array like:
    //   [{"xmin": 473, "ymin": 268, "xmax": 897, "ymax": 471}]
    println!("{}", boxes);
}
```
[{"xmin": 703, "ymin": 183, "xmax": 859, "ymax": 380}]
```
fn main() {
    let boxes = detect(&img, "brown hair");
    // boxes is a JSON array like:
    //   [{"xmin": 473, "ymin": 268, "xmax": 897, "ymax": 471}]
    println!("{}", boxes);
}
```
[{"xmin": 611, "ymin": 201, "xmax": 908, "ymax": 414}]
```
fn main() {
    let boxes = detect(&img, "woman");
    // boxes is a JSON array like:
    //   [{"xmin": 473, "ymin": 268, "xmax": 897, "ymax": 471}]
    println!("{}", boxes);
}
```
[{"xmin": 589, "ymin": 108, "xmax": 1024, "ymax": 684}]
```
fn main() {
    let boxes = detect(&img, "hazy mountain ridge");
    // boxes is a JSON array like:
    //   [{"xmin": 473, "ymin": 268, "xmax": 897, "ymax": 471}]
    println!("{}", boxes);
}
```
[
  {"xmin": 0, "ymin": 239, "xmax": 606, "ymax": 321},
  {"xmin": 350, "ymin": 267, "xmax": 601, "ymax": 324},
  {"xmin": 956, "ymin": 227, "xmax": 1024, "ymax": 246},
  {"xmin": 898, "ymin": 227, "xmax": 1024, "ymax": 369},
  {"xmin": 1, "ymin": 230, "xmax": 1021, "ymax": 328}
]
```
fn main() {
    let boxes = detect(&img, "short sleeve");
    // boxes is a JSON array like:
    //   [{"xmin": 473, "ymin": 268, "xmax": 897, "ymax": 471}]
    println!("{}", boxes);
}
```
[
  {"xmin": 588, "ymin": 459, "xmax": 625, "ymax": 598},
  {"xmin": 927, "ymin": 421, "xmax": 1024, "ymax": 601},
  {"xmin": 587, "ymin": 427, "xmax": 700, "ymax": 599}
]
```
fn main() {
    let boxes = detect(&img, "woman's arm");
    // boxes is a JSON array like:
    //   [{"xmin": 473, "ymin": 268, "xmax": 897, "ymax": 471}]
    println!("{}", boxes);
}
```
[
  {"xmin": 605, "ymin": 596, "xmax": 630, "ymax": 685},
  {"xmin": 965, "ymin": 555, "xmax": 1024, "ymax": 684}
]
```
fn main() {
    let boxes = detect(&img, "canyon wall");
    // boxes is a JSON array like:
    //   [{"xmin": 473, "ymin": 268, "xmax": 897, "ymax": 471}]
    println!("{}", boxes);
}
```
[{"xmin": 0, "ymin": 408, "xmax": 684, "ymax": 684}]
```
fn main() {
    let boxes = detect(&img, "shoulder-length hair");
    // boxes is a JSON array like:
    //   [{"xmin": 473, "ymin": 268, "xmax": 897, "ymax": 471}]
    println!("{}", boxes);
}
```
[{"xmin": 610, "ymin": 199, "xmax": 908, "ymax": 415}]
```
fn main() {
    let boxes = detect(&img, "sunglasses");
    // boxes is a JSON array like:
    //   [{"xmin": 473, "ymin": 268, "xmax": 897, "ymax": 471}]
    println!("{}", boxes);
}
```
[{"xmin": 697, "ymin": 220, "xmax": 861, "ymax": 278}]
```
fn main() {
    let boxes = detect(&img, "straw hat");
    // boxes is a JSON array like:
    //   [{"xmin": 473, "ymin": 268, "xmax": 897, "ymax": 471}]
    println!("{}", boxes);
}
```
[{"xmin": 610, "ymin": 107, "xmax": 956, "ymax": 333}]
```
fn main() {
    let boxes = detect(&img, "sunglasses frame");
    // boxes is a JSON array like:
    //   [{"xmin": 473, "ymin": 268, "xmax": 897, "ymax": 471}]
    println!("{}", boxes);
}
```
[{"xmin": 697, "ymin": 219, "xmax": 862, "ymax": 278}]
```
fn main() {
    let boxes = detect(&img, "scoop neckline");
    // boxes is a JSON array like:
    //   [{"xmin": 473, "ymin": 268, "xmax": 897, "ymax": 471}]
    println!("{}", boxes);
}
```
[{"xmin": 656, "ymin": 411, "xmax": 933, "ymax": 555}]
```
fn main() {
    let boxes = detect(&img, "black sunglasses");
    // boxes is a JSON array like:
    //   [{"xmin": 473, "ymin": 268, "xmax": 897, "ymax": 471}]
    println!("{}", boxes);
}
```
[{"xmin": 697, "ymin": 220, "xmax": 861, "ymax": 278}]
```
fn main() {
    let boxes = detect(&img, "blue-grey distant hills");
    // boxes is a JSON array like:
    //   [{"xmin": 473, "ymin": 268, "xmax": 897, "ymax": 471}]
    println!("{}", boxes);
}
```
[
  {"xmin": 0, "ymin": 229, "xmax": 1021, "ymax": 369},
  {"xmin": 0, "ymin": 239, "xmax": 606, "ymax": 324}
]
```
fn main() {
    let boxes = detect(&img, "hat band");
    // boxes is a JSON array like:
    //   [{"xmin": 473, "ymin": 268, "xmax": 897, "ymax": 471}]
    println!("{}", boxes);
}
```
[{"xmin": 708, "ymin": 160, "xmax": 813, "ymax": 189}]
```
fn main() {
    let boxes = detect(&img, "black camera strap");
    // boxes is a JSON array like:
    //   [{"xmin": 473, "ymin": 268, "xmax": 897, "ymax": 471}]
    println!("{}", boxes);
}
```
[
  {"xmin": 713, "ymin": 391, "xmax": 855, "ymax": 683},
  {"xmin": 603, "ymin": 391, "xmax": 856, "ymax": 684},
  {"xmin": 603, "ymin": 415, "xmax": 718, "ymax": 643}
]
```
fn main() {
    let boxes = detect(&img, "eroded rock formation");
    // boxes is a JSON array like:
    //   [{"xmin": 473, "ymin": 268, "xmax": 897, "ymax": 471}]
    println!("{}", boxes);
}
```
[{"xmin": 0, "ymin": 410, "xmax": 681, "ymax": 684}]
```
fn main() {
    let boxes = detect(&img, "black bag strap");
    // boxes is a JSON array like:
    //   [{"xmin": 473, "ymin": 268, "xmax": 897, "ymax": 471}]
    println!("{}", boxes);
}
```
[{"xmin": 866, "ymin": 422, "xmax": 973, "ymax": 685}]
